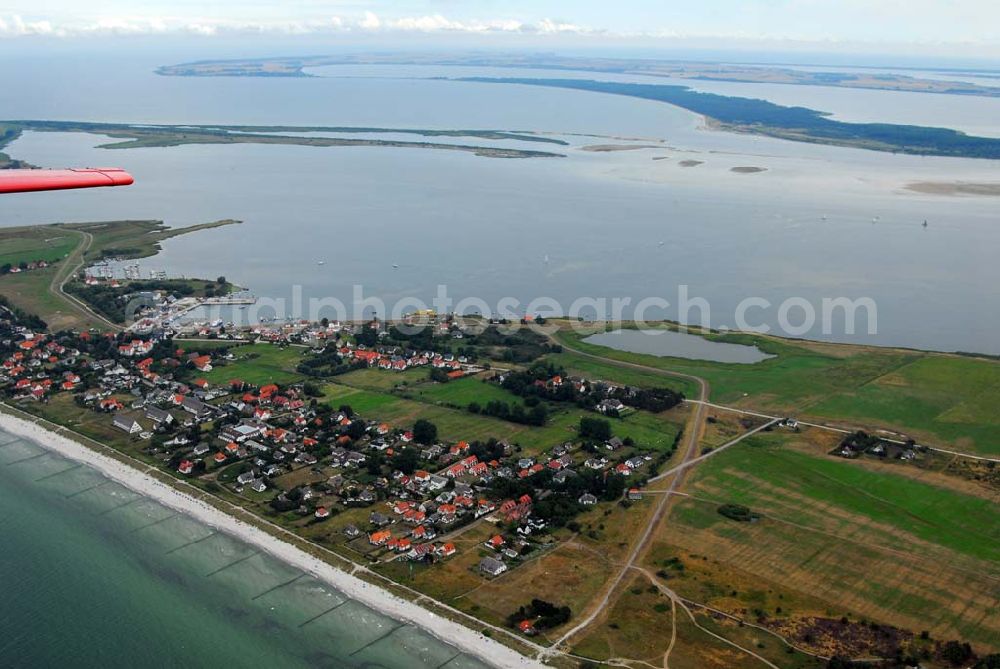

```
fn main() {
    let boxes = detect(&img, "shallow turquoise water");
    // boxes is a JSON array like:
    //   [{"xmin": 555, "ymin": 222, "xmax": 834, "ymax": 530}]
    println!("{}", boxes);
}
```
[{"xmin": 0, "ymin": 428, "xmax": 490, "ymax": 669}]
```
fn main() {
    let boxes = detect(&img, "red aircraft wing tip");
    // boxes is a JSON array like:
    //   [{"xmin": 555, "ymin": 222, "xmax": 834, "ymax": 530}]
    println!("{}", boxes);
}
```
[{"xmin": 0, "ymin": 168, "xmax": 135, "ymax": 194}]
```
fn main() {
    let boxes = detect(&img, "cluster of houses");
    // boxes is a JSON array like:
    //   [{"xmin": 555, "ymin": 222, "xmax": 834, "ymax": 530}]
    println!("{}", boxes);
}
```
[
  {"xmin": 338, "ymin": 345, "xmax": 473, "ymax": 377},
  {"xmin": 1, "ymin": 259, "xmax": 50, "ymax": 275},
  {"xmin": 2, "ymin": 333, "xmax": 79, "ymax": 401},
  {"xmin": 836, "ymin": 431, "xmax": 919, "ymax": 462},
  {"xmin": 2, "ymin": 317, "xmax": 658, "ymax": 582}
]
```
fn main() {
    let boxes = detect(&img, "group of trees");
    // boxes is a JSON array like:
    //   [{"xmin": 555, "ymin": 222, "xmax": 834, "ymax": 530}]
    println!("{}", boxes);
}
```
[
  {"xmin": 412, "ymin": 419, "xmax": 437, "ymax": 445},
  {"xmin": 498, "ymin": 362, "xmax": 682, "ymax": 416},
  {"xmin": 579, "ymin": 416, "xmax": 612, "ymax": 442},
  {"xmin": 468, "ymin": 399, "xmax": 547, "ymax": 426},
  {"xmin": 296, "ymin": 345, "xmax": 365, "ymax": 378},
  {"xmin": 610, "ymin": 386, "xmax": 684, "ymax": 413},
  {"xmin": 506, "ymin": 599, "xmax": 571, "ymax": 630},
  {"xmin": 717, "ymin": 503, "xmax": 760, "ymax": 523}
]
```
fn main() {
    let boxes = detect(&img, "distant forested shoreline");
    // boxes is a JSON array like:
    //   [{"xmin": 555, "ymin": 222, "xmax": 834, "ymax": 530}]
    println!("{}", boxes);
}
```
[{"xmin": 458, "ymin": 77, "xmax": 1000, "ymax": 159}]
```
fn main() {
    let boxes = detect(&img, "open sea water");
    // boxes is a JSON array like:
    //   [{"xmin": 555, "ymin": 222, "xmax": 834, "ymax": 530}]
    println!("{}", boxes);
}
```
[{"xmin": 0, "ymin": 427, "xmax": 491, "ymax": 669}]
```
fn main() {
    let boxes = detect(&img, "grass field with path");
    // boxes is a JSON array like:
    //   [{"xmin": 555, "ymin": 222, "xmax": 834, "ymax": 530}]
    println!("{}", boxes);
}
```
[
  {"xmin": 647, "ymin": 433, "xmax": 1000, "ymax": 650},
  {"xmin": 555, "ymin": 325, "xmax": 1000, "ymax": 455}
]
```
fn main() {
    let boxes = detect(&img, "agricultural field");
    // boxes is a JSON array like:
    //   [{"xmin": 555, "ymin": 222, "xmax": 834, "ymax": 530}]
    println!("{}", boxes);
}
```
[
  {"xmin": 555, "ymin": 324, "xmax": 1000, "ymax": 455},
  {"xmin": 644, "ymin": 433, "xmax": 1000, "ymax": 652}
]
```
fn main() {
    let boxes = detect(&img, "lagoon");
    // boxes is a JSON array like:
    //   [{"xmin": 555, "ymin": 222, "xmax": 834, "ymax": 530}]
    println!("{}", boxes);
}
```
[
  {"xmin": 1, "ymin": 55, "xmax": 999, "ymax": 354},
  {"xmin": 584, "ymin": 329, "xmax": 774, "ymax": 364}
]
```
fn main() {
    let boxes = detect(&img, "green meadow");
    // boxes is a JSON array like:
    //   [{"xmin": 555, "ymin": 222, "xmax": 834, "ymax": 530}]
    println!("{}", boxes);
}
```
[{"xmin": 555, "ymin": 326, "xmax": 1000, "ymax": 455}]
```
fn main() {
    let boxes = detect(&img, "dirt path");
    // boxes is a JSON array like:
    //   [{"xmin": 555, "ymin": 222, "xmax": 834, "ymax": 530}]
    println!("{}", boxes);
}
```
[{"xmin": 542, "ymin": 332, "xmax": 711, "ymax": 657}]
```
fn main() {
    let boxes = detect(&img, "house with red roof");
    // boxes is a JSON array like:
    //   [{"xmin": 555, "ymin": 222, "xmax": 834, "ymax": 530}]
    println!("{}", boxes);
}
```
[
  {"xmin": 369, "ymin": 529, "xmax": 392, "ymax": 546},
  {"xmin": 191, "ymin": 355, "xmax": 213, "ymax": 372}
]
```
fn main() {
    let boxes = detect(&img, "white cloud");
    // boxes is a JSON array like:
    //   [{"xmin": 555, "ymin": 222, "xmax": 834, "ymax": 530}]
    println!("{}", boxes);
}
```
[
  {"xmin": 0, "ymin": 7, "xmax": 993, "ymax": 53},
  {"xmin": 0, "ymin": 14, "xmax": 59, "ymax": 36},
  {"xmin": 0, "ymin": 10, "xmax": 604, "ymax": 38}
]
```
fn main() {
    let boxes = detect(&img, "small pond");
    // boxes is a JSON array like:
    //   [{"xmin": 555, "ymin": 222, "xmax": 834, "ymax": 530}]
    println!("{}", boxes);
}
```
[{"xmin": 584, "ymin": 329, "xmax": 774, "ymax": 364}]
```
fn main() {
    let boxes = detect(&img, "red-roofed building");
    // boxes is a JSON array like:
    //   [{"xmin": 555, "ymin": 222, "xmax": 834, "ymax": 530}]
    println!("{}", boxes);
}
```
[{"xmin": 191, "ymin": 355, "xmax": 212, "ymax": 372}]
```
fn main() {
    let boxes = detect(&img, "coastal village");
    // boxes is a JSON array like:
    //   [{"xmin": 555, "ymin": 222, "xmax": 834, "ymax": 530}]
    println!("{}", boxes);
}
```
[
  {"xmin": 0, "ymin": 305, "xmax": 681, "ymax": 602},
  {"xmin": 2, "ymin": 279, "xmax": 996, "ymax": 668}
]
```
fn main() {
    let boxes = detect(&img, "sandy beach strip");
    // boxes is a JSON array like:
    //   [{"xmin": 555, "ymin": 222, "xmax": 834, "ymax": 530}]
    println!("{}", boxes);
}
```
[{"xmin": 0, "ymin": 409, "xmax": 547, "ymax": 669}]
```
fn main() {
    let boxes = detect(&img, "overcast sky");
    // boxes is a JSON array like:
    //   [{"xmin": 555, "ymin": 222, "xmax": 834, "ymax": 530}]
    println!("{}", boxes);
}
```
[{"xmin": 1, "ymin": 1, "xmax": 998, "ymax": 59}]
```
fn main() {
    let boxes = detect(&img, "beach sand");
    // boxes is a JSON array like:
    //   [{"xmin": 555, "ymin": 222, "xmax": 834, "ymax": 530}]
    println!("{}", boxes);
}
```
[
  {"xmin": 905, "ymin": 181, "xmax": 1000, "ymax": 196},
  {"xmin": 580, "ymin": 143, "xmax": 663, "ymax": 152},
  {"xmin": 0, "ymin": 410, "xmax": 547, "ymax": 669}
]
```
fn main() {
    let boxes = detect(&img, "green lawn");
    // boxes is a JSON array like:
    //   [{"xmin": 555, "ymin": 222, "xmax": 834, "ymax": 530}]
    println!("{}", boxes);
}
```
[
  {"xmin": 177, "ymin": 339, "xmax": 247, "ymax": 351},
  {"xmin": 555, "ymin": 327, "xmax": 1000, "ymax": 455},
  {"xmin": 408, "ymin": 375, "xmax": 522, "ymax": 407},
  {"xmin": 334, "ymin": 366, "xmax": 430, "ymax": 391},
  {"xmin": 201, "ymin": 343, "xmax": 306, "ymax": 386}
]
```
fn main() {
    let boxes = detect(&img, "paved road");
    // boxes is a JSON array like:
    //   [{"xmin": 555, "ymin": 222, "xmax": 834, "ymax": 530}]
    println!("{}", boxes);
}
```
[{"xmin": 49, "ymin": 228, "xmax": 122, "ymax": 332}]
